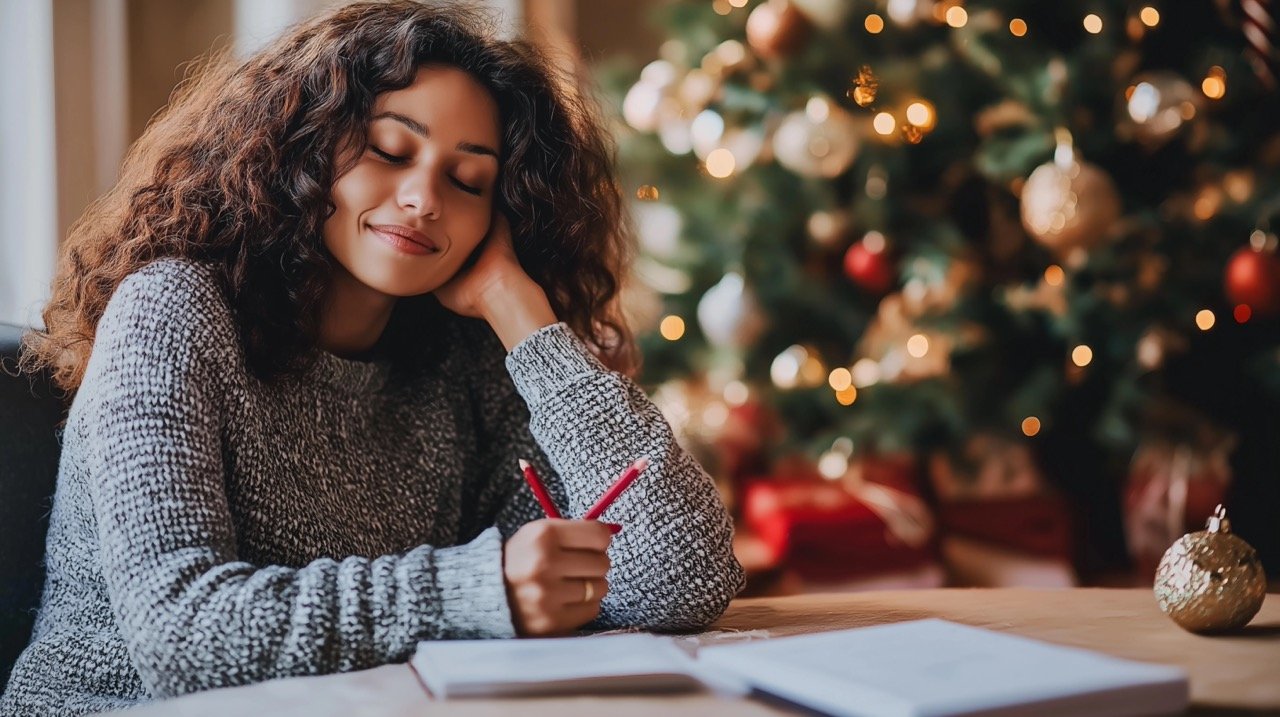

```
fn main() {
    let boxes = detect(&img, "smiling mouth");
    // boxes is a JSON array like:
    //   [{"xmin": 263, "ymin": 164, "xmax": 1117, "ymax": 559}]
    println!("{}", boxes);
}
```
[{"xmin": 370, "ymin": 224, "xmax": 441, "ymax": 254}]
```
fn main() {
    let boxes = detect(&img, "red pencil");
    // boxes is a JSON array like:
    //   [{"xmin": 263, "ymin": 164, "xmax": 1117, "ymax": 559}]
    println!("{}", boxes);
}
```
[
  {"xmin": 518, "ymin": 458, "xmax": 563, "ymax": 519},
  {"xmin": 582, "ymin": 457, "xmax": 650, "ymax": 521}
]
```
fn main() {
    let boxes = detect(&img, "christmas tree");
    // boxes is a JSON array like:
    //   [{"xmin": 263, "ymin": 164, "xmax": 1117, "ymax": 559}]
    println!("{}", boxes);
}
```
[{"xmin": 601, "ymin": 0, "xmax": 1280, "ymax": 578}]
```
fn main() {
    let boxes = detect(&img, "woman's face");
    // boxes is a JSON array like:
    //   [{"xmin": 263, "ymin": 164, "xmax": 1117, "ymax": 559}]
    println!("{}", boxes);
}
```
[{"xmin": 324, "ymin": 65, "xmax": 501, "ymax": 298}]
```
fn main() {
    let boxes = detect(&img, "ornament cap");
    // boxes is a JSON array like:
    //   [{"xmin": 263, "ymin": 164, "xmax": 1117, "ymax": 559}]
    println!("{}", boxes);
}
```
[{"xmin": 1206, "ymin": 504, "xmax": 1231, "ymax": 533}]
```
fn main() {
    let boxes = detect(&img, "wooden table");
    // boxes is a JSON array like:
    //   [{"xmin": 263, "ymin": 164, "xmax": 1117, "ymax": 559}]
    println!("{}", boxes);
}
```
[{"xmin": 112, "ymin": 589, "xmax": 1280, "ymax": 716}]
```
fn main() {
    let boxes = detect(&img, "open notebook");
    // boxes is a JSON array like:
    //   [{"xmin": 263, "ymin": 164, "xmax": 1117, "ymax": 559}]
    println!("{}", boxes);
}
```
[{"xmin": 411, "ymin": 619, "xmax": 1189, "ymax": 716}]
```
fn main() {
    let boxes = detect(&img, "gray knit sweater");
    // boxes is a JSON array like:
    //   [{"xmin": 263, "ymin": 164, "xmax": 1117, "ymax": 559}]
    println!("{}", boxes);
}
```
[{"xmin": 0, "ymin": 258, "xmax": 744, "ymax": 715}]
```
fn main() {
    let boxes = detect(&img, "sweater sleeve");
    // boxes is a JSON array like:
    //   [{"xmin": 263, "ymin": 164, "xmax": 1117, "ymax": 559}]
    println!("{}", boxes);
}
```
[
  {"xmin": 83, "ymin": 263, "xmax": 514, "ymax": 700},
  {"xmin": 467, "ymin": 321, "xmax": 745, "ymax": 632}
]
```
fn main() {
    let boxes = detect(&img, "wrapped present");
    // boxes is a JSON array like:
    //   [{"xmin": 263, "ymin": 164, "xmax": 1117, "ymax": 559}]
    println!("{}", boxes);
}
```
[
  {"xmin": 741, "ymin": 456, "xmax": 937, "ymax": 582},
  {"xmin": 1124, "ymin": 435, "xmax": 1234, "ymax": 578},
  {"xmin": 937, "ymin": 495, "xmax": 1074, "ymax": 560},
  {"xmin": 928, "ymin": 432, "xmax": 1075, "ymax": 564}
]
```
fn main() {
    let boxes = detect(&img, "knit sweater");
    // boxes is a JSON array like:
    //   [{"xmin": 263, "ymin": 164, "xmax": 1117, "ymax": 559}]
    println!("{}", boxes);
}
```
[{"xmin": 0, "ymin": 259, "xmax": 744, "ymax": 716}]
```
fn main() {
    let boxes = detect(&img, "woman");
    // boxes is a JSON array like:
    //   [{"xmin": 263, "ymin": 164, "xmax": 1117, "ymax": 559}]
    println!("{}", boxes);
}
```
[{"xmin": 1, "ymin": 2, "xmax": 743, "ymax": 714}]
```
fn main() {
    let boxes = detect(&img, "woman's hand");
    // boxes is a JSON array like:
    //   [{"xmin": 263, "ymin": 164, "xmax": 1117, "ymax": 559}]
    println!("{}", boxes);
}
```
[
  {"xmin": 503, "ymin": 519, "xmax": 613, "ymax": 636},
  {"xmin": 434, "ymin": 213, "xmax": 525, "ymax": 320},
  {"xmin": 436, "ymin": 212, "xmax": 560, "ymax": 350}
]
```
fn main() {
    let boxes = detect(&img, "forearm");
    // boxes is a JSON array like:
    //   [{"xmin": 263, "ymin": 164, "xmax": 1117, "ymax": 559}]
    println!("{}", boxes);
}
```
[
  {"xmin": 501, "ymin": 325, "xmax": 746, "ymax": 630},
  {"xmin": 104, "ymin": 528, "xmax": 514, "ymax": 697}
]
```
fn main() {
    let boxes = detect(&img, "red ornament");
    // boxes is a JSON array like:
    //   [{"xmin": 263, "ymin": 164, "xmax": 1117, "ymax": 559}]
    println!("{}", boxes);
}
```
[
  {"xmin": 1224, "ymin": 247, "xmax": 1280, "ymax": 316},
  {"xmin": 843, "ymin": 241, "xmax": 895, "ymax": 294}
]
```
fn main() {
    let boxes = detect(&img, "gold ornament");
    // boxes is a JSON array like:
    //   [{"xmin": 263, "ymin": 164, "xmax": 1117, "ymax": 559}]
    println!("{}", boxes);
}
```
[
  {"xmin": 746, "ymin": 0, "xmax": 812, "ymax": 59},
  {"xmin": 1154, "ymin": 505, "xmax": 1267, "ymax": 633},
  {"xmin": 1125, "ymin": 71, "xmax": 1199, "ymax": 147},
  {"xmin": 772, "ymin": 96, "xmax": 861, "ymax": 178},
  {"xmin": 1020, "ymin": 158, "xmax": 1121, "ymax": 255},
  {"xmin": 635, "ymin": 185, "xmax": 660, "ymax": 201},
  {"xmin": 847, "ymin": 65, "xmax": 879, "ymax": 107}
]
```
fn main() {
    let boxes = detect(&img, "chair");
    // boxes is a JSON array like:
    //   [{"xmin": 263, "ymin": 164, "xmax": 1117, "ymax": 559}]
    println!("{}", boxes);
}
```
[{"xmin": 0, "ymin": 323, "xmax": 65, "ymax": 688}]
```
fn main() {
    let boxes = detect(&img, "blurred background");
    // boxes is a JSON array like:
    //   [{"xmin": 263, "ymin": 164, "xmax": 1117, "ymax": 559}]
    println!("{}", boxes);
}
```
[{"xmin": 2, "ymin": 0, "xmax": 1277, "ymax": 597}]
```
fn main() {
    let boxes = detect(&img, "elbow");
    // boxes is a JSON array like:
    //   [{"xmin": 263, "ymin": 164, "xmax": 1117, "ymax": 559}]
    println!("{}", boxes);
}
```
[{"xmin": 613, "ymin": 550, "xmax": 746, "ymax": 632}]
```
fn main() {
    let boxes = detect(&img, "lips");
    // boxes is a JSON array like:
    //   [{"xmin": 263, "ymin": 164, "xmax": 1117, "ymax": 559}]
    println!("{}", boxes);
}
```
[{"xmin": 370, "ymin": 224, "xmax": 439, "ymax": 252}]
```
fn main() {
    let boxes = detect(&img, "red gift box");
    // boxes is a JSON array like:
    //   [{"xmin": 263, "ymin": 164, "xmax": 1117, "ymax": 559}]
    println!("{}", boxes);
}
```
[
  {"xmin": 741, "ymin": 479, "xmax": 937, "ymax": 582},
  {"xmin": 937, "ymin": 495, "xmax": 1074, "ymax": 561}
]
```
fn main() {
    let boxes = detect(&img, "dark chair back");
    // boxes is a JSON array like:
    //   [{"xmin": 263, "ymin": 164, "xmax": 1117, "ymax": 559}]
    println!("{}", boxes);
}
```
[{"xmin": 0, "ymin": 323, "xmax": 65, "ymax": 688}]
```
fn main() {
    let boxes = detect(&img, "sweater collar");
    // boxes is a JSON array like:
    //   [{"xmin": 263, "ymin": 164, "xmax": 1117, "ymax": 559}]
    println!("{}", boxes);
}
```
[{"xmin": 305, "ymin": 348, "xmax": 391, "ymax": 394}]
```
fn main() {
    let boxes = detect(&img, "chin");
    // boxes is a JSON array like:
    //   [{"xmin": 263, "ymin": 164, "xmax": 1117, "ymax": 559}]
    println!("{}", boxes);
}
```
[{"xmin": 343, "ymin": 258, "xmax": 446, "ymax": 298}]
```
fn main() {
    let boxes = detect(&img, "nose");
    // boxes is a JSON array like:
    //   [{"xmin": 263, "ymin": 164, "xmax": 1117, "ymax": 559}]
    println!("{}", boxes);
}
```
[{"xmin": 397, "ymin": 168, "xmax": 441, "ymax": 220}]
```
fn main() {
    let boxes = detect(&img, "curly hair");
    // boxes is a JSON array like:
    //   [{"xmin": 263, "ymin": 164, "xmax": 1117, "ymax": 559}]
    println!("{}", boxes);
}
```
[{"xmin": 22, "ymin": 0, "xmax": 636, "ymax": 395}]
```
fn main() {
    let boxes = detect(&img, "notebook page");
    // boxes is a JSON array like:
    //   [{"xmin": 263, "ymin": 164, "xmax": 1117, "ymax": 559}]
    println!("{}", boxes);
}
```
[{"xmin": 699, "ymin": 619, "xmax": 1188, "ymax": 717}]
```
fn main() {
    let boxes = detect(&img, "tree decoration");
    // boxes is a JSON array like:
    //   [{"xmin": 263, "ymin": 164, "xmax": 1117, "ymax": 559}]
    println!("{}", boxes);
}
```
[
  {"xmin": 746, "ymin": 0, "xmax": 812, "ymax": 59},
  {"xmin": 1224, "ymin": 243, "xmax": 1280, "ymax": 315},
  {"xmin": 697, "ymin": 272, "xmax": 768, "ymax": 348},
  {"xmin": 772, "ymin": 96, "xmax": 861, "ymax": 178}
]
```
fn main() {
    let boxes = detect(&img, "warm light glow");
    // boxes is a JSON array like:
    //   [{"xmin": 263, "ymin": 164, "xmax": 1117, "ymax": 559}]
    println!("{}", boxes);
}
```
[
  {"xmin": 659, "ymin": 315, "xmax": 686, "ymax": 340},
  {"xmin": 1194, "ymin": 189, "xmax": 1221, "ymax": 220},
  {"xmin": 1195, "ymin": 309, "xmax": 1216, "ymax": 331},
  {"xmin": 1071, "ymin": 344, "xmax": 1093, "ymax": 367},
  {"xmin": 728, "ymin": 0, "xmax": 749, "ymax": 7},
  {"xmin": 1083, "ymin": 14, "xmax": 1103, "ymax": 33},
  {"xmin": 945, "ymin": 6, "xmax": 968, "ymax": 27},
  {"xmin": 1009, "ymin": 18, "xmax": 1028, "ymax": 36},
  {"xmin": 828, "ymin": 367, "xmax": 853, "ymax": 391},
  {"xmin": 863, "ymin": 230, "xmax": 887, "ymax": 254},
  {"xmin": 905, "ymin": 101, "xmax": 935, "ymax": 129},
  {"xmin": 873, "ymin": 112, "xmax": 897, "ymax": 135},
  {"xmin": 705, "ymin": 148, "xmax": 736, "ymax": 178},
  {"xmin": 851, "ymin": 358, "xmax": 881, "ymax": 387},
  {"xmin": 907, "ymin": 334, "xmax": 930, "ymax": 358},
  {"xmin": 1044, "ymin": 265, "xmax": 1065, "ymax": 286},
  {"xmin": 1202, "ymin": 73, "xmax": 1226, "ymax": 100},
  {"xmin": 1139, "ymin": 6, "xmax": 1159, "ymax": 26},
  {"xmin": 1234, "ymin": 304, "xmax": 1252, "ymax": 324},
  {"xmin": 865, "ymin": 13, "xmax": 885, "ymax": 33},
  {"xmin": 723, "ymin": 380, "xmax": 750, "ymax": 406},
  {"xmin": 1022, "ymin": 416, "xmax": 1042, "ymax": 437},
  {"xmin": 818, "ymin": 451, "xmax": 849, "ymax": 479},
  {"xmin": 636, "ymin": 185, "xmax": 660, "ymax": 201},
  {"xmin": 836, "ymin": 385, "xmax": 858, "ymax": 406},
  {"xmin": 712, "ymin": 0, "xmax": 732, "ymax": 16}
]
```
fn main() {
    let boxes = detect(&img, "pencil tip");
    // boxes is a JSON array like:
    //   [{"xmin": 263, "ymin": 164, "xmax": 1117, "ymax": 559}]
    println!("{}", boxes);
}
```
[
  {"xmin": 635, "ymin": 456, "xmax": 650, "ymax": 470},
  {"xmin": 518, "ymin": 458, "xmax": 530, "ymax": 470}
]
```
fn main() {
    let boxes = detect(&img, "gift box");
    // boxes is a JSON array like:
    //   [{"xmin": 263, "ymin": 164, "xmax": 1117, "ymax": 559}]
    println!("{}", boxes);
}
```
[
  {"xmin": 937, "ymin": 495, "xmax": 1074, "ymax": 561},
  {"xmin": 741, "ymin": 475, "xmax": 937, "ymax": 582}
]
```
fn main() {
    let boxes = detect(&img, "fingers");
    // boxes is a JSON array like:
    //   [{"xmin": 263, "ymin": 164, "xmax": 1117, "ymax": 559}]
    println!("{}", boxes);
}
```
[
  {"xmin": 554, "ymin": 549, "xmax": 611, "ymax": 579},
  {"xmin": 548, "ymin": 520, "xmax": 614, "ymax": 552},
  {"xmin": 556, "ymin": 576, "xmax": 609, "ymax": 606}
]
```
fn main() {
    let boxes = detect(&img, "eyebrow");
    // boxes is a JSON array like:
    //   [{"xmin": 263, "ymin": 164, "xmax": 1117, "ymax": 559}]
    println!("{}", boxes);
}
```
[{"xmin": 371, "ymin": 111, "xmax": 499, "ymax": 159}]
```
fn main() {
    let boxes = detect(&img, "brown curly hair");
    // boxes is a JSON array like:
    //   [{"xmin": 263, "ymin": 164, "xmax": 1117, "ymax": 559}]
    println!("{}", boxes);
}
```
[{"xmin": 22, "ymin": 0, "xmax": 636, "ymax": 395}]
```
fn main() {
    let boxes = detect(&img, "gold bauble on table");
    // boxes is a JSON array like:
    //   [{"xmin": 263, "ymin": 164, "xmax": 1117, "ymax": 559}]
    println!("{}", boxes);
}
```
[{"xmin": 1154, "ymin": 505, "xmax": 1267, "ymax": 633}]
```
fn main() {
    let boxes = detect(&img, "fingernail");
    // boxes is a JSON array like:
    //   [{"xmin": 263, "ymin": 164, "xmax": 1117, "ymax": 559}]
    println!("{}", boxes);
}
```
[{"xmin": 606, "ymin": 522, "xmax": 623, "ymax": 534}]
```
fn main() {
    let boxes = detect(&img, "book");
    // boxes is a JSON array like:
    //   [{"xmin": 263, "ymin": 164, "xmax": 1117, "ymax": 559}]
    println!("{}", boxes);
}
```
[
  {"xmin": 697, "ymin": 618, "xmax": 1189, "ymax": 717},
  {"xmin": 410, "ymin": 632, "xmax": 707, "ymax": 699}
]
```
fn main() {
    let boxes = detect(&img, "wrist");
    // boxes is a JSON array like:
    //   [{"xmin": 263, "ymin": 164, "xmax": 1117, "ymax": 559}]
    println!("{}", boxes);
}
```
[{"xmin": 478, "ymin": 275, "xmax": 558, "ymax": 351}]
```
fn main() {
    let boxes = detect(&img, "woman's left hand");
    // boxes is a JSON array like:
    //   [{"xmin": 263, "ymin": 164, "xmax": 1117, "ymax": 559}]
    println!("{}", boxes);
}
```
[
  {"xmin": 435, "ymin": 213, "xmax": 527, "ymax": 319},
  {"xmin": 436, "ymin": 213, "xmax": 558, "ymax": 349}
]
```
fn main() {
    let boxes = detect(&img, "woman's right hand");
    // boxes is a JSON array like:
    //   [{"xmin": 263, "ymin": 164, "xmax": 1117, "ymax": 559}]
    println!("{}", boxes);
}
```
[{"xmin": 503, "ymin": 519, "xmax": 613, "ymax": 636}]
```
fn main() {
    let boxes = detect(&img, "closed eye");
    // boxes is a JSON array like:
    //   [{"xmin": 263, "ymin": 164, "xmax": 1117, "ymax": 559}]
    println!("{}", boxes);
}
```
[
  {"xmin": 368, "ymin": 145, "xmax": 407, "ymax": 164},
  {"xmin": 452, "ymin": 178, "xmax": 482, "ymax": 196}
]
